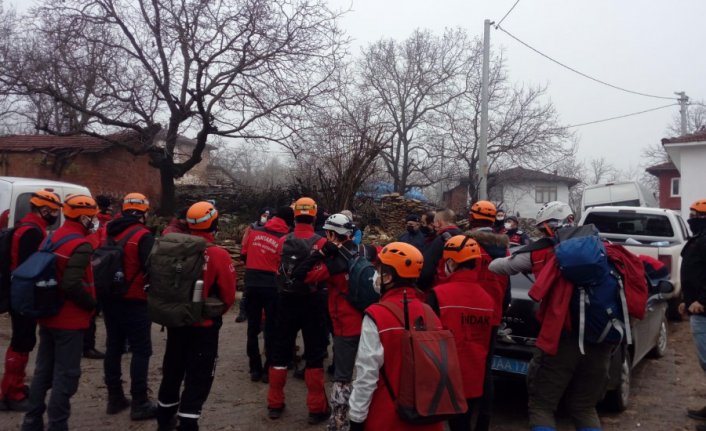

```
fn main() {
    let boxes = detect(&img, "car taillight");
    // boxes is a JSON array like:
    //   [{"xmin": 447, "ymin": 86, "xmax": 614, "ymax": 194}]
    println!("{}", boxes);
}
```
[{"xmin": 658, "ymin": 255, "xmax": 672, "ymax": 274}]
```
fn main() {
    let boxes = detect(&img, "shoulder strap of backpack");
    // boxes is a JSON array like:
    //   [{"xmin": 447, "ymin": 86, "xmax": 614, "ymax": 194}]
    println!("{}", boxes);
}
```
[
  {"xmin": 380, "ymin": 366, "xmax": 397, "ymax": 402},
  {"xmin": 44, "ymin": 233, "xmax": 84, "ymax": 253},
  {"xmin": 378, "ymin": 301, "xmax": 406, "ymax": 328},
  {"xmin": 115, "ymin": 226, "xmax": 145, "ymax": 248}
]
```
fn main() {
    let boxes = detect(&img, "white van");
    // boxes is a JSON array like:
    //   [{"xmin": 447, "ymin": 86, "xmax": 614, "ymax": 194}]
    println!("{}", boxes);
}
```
[
  {"xmin": 581, "ymin": 181, "xmax": 658, "ymax": 212},
  {"xmin": 0, "ymin": 177, "xmax": 92, "ymax": 230}
]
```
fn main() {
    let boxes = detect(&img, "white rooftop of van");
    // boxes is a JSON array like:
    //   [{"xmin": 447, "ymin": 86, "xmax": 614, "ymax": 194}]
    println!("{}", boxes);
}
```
[{"xmin": 0, "ymin": 177, "xmax": 86, "ymax": 188}]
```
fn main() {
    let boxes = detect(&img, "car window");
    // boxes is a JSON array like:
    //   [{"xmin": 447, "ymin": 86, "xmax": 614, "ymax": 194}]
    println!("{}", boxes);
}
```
[
  {"xmin": 584, "ymin": 211, "xmax": 674, "ymax": 238},
  {"xmin": 14, "ymin": 193, "xmax": 61, "ymax": 230},
  {"xmin": 678, "ymin": 215, "xmax": 691, "ymax": 238}
]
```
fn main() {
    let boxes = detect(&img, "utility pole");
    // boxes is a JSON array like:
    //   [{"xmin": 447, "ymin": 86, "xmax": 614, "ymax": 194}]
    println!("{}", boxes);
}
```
[
  {"xmin": 478, "ymin": 19, "xmax": 493, "ymax": 201},
  {"xmin": 676, "ymin": 91, "xmax": 689, "ymax": 135}
]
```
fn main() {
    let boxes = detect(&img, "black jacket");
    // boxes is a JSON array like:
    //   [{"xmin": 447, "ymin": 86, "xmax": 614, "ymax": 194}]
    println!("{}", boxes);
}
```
[{"xmin": 682, "ymin": 232, "xmax": 706, "ymax": 312}]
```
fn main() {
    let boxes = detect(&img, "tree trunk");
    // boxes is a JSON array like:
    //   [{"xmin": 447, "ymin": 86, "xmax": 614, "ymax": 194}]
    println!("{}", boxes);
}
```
[{"xmin": 159, "ymin": 162, "xmax": 176, "ymax": 216}]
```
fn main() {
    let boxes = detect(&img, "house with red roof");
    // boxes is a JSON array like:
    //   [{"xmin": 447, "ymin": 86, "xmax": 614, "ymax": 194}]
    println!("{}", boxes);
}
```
[
  {"xmin": 662, "ymin": 128, "xmax": 706, "ymax": 215},
  {"xmin": 645, "ymin": 161, "xmax": 681, "ymax": 211}
]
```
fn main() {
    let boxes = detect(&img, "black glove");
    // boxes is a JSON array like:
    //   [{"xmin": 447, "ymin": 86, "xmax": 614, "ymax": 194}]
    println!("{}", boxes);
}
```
[
  {"xmin": 290, "ymin": 253, "xmax": 322, "ymax": 281},
  {"xmin": 349, "ymin": 420, "xmax": 364, "ymax": 431},
  {"xmin": 321, "ymin": 241, "xmax": 339, "ymax": 258}
]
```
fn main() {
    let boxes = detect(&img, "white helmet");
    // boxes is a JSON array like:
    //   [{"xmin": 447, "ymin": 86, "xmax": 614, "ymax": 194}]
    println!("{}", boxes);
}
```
[
  {"xmin": 535, "ymin": 201, "xmax": 573, "ymax": 226},
  {"xmin": 323, "ymin": 213, "xmax": 354, "ymax": 236}
]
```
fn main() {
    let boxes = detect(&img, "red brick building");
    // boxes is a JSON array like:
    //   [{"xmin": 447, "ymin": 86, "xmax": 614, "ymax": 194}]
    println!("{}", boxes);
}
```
[
  {"xmin": 645, "ymin": 161, "xmax": 681, "ymax": 210},
  {"xmin": 0, "ymin": 133, "xmax": 162, "ymax": 204}
]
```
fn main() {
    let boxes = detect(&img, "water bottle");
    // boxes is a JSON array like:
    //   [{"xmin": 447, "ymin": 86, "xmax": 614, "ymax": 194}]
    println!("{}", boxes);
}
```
[{"xmin": 192, "ymin": 280, "xmax": 204, "ymax": 303}]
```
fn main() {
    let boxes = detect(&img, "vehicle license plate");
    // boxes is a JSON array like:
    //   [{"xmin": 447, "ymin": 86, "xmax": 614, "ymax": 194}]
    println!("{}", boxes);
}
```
[{"xmin": 491, "ymin": 355, "xmax": 529, "ymax": 375}]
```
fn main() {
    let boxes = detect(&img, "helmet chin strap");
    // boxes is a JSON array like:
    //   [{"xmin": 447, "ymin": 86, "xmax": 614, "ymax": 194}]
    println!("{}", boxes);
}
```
[{"xmin": 543, "ymin": 222, "xmax": 555, "ymax": 237}]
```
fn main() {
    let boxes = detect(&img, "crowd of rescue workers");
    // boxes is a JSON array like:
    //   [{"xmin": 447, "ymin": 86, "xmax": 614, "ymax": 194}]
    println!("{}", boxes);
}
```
[{"xmin": 1, "ymin": 189, "xmax": 706, "ymax": 431}]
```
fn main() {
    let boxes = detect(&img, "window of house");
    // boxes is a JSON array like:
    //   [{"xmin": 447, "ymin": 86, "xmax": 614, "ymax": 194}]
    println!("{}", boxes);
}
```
[
  {"xmin": 535, "ymin": 185, "xmax": 557, "ymax": 203},
  {"xmin": 671, "ymin": 177, "xmax": 680, "ymax": 197}
]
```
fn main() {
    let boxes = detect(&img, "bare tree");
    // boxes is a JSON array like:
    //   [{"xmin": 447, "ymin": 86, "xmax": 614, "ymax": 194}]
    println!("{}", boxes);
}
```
[
  {"xmin": 437, "ymin": 49, "xmax": 573, "ymax": 201},
  {"xmin": 2, "ymin": 0, "xmax": 345, "ymax": 213},
  {"xmin": 360, "ymin": 28, "xmax": 479, "ymax": 193},
  {"xmin": 667, "ymin": 101, "xmax": 706, "ymax": 137}
]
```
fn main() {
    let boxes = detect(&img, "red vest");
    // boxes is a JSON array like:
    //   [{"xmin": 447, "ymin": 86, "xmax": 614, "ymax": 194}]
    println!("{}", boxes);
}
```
[
  {"xmin": 40, "ymin": 220, "xmax": 95, "ymax": 330},
  {"xmin": 10, "ymin": 212, "xmax": 48, "ymax": 271},
  {"xmin": 531, "ymin": 247, "xmax": 554, "ymax": 277},
  {"xmin": 433, "ymin": 270, "xmax": 494, "ymax": 398},
  {"xmin": 364, "ymin": 289, "xmax": 444, "ymax": 431},
  {"xmin": 191, "ymin": 232, "xmax": 237, "ymax": 328},
  {"xmin": 466, "ymin": 248, "xmax": 509, "ymax": 326},
  {"xmin": 327, "ymin": 271, "xmax": 363, "ymax": 337},
  {"xmin": 112, "ymin": 224, "xmax": 150, "ymax": 301}
]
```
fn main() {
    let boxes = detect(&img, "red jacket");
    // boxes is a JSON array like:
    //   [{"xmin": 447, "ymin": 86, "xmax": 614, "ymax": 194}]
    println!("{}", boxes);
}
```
[
  {"xmin": 162, "ymin": 218, "xmax": 189, "ymax": 235},
  {"xmin": 243, "ymin": 217, "xmax": 289, "ymax": 275},
  {"xmin": 97, "ymin": 212, "xmax": 113, "ymax": 228},
  {"xmin": 10, "ymin": 212, "xmax": 48, "ymax": 271},
  {"xmin": 364, "ymin": 288, "xmax": 444, "ymax": 431},
  {"xmin": 112, "ymin": 224, "xmax": 151, "ymax": 301},
  {"xmin": 529, "ymin": 243, "xmax": 647, "ymax": 355},
  {"xmin": 190, "ymin": 231, "xmax": 237, "ymax": 328},
  {"xmin": 40, "ymin": 220, "xmax": 96, "ymax": 331},
  {"xmin": 432, "ymin": 270, "xmax": 495, "ymax": 398},
  {"xmin": 306, "ymin": 241, "xmax": 364, "ymax": 337}
]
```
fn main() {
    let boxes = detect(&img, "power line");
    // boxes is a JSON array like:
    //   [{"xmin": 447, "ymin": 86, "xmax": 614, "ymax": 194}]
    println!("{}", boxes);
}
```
[
  {"xmin": 496, "ymin": 0, "xmax": 521, "ymax": 28},
  {"xmin": 566, "ymin": 103, "xmax": 676, "ymax": 128},
  {"xmin": 496, "ymin": 25, "xmax": 675, "ymax": 101}
]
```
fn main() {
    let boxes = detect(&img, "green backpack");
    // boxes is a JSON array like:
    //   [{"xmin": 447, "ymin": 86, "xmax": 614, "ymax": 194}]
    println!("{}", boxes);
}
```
[{"xmin": 147, "ymin": 233, "xmax": 207, "ymax": 327}]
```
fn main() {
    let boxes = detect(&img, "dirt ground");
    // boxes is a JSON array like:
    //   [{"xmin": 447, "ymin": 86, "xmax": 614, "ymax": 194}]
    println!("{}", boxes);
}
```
[{"xmin": 0, "ymin": 309, "xmax": 705, "ymax": 431}]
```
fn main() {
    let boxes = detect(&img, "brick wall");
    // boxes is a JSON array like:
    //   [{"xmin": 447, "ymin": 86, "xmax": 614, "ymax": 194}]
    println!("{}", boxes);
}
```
[{"xmin": 0, "ymin": 147, "xmax": 162, "ymax": 206}]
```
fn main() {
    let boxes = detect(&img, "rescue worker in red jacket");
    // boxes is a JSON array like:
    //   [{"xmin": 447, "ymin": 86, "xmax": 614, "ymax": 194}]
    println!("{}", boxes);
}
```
[
  {"xmin": 21, "ymin": 194, "xmax": 98, "ymax": 431},
  {"xmin": 236, "ymin": 207, "xmax": 274, "ymax": 323},
  {"xmin": 427, "ymin": 236, "xmax": 495, "ymax": 431},
  {"xmin": 266, "ymin": 197, "xmax": 330, "ymax": 424},
  {"xmin": 465, "ymin": 200, "xmax": 510, "ymax": 431},
  {"xmin": 241, "ymin": 206, "xmax": 292, "ymax": 383},
  {"xmin": 100, "ymin": 193, "xmax": 157, "ymax": 420},
  {"xmin": 156, "ymin": 201, "xmax": 236, "ymax": 431},
  {"xmin": 489, "ymin": 201, "xmax": 611, "ymax": 431},
  {"xmin": 419, "ymin": 209, "xmax": 462, "ymax": 290},
  {"xmin": 293, "ymin": 213, "xmax": 363, "ymax": 430},
  {"xmin": 0, "ymin": 190, "xmax": 61, "ymax": 412},
  {"xmin": 348, "ymin": 242, "xmax": 443, "ymax": 431}
]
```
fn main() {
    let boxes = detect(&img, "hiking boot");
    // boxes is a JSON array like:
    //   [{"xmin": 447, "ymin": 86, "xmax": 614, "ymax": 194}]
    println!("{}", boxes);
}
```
[
  {"xmin": 268, "ymin": 405, "xmax": 285, "ymax": 420},
  {"xmin": 250, "ymin": 371, "xmax": 262, "ymax": 382},
  {"xmin": 261, "ymin": 373, "xmax": 268, "ymax": 384},
  {"xmin": 689, "ymin": 406, "xmax": 706, "ymax": 421},
  {"xmin": 307, "ymin": 407, "xmax": 331, "ymax": 425},
  {"xmin": 83, "ymin": 348, "xmax": 106, "ymax": 360},
  {"xmin": 106, "ymin": 387, "xmax": 131, "ymax": 415},
  {"xmin": 4, "ymin": 397, "xmax": 30, "ymax": 412},
  {"xmin": 696, "ymin": 425, "xmax": 706, "ymax": 431},
  {"xmin": 157, "ymin": 416, "xmax": 177, "ymax": 431},
  {"xmin": 293, "ymin": 366, "xmax": 305, "ymax": 380},
  {"xmin": 130, "ymin": 399, "xmax": 157, "ymax": 421},
  {"xmin": 235, "ymin": 310, "xmax": 247, "ymax": 323}
]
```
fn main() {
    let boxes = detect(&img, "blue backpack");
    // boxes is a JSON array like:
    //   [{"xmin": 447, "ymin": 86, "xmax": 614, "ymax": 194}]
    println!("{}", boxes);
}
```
[
  {"xmin": 340, "ymin": 245, "xmax": 380, "ymax": 312},
  {"xmin": 554, "ymin": 225, "xmax": 631, "ymax": 354},
  {"xmin": 10, "ymin": 233, "xmax": 82, "ymax": 319}
]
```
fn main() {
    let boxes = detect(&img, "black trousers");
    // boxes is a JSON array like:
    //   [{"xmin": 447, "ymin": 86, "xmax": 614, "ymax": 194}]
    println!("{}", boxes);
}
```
[
  {"xmin": 157, "ymin": 324, "xmax": 220, "ymax": 431},
  {"xmin": 245, "ymin": 285, "xmax": 278, "ymax": 374},
  {"xmin": 270, "ymin": 291, "xmax": 327, "ymax": 369},
  {"xmin": 10, "ymin": 309, "xmax": 37, "ymax": 353}
]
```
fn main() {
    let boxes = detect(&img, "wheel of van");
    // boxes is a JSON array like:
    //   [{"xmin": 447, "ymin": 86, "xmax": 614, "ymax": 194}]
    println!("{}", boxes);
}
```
[
  {"xmin": 649, "ymin": 317, "xmax": 668, "ymax": 358},
  {"xmin": 603, "ymin": 352, "xmax": 631, "ymax": 412}
]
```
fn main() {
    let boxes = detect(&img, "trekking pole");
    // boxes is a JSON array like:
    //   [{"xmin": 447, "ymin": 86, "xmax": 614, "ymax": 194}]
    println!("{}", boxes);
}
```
[{"xmin": 402, "ymin": 288, "xmax": 410, "ymax": 330}]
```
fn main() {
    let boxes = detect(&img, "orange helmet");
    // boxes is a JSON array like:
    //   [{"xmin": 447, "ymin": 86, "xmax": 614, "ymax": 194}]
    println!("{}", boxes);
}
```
[
  {"xmin": 186, "ymin": 201, "xmax": 218, "ymax": 230},
  {"xmin": 470, "ymin": 200, "xmax": 497, "ymax": 222},
  {"xmin": 691, "ymin": 199, "xmax": 706, "ymax": 215},
  {"xmin": 378, "ymin": 242, "xmax": 423, "ymax": 279},
  {"xmin": 443, "ymin": 235, "xmax": 482, "ymax": 264},
  {"xmin": 63, "ymin": 195, "xmax": 98, "ymax": 219},
  {"xmin": 294, "ymin": 197, "xmax": 317, "ymax": 217},
  {"xmin": 30, "ymin": 189, "xmax": 61, "ymax": 210},
  {"xmin": 122, "ymin": 193, "xmax": 150, "ymax": 213}
]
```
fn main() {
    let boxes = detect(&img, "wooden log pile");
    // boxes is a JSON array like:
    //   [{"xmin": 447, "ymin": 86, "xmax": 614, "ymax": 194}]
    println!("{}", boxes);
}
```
[{"xmin": 361, "ymin": 193, "xmax": 433, "ymax": 245}]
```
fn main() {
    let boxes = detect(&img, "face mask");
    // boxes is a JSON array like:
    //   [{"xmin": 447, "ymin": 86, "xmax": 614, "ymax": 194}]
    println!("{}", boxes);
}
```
[
  {"xmin": 420, "ymin": 226, "xmax": 432, "ymax": 235},
  {"xmin": 496, "ymin": 216, "xmax": 505, "ymax": 222},
  {"xmin": 260, "ymin": 216, "xmax": 268, "ymax": 225},
  {"xmin": 444, "ymin": 260, "xmax": 454, "ymax": 277},
  {"xmin": 372, "ymin": 270, "xmax": 381, "ymax": 295},
  {"xmin": 688, "ymin": 217, "xmax": 706, "ymax": 234},
  {"xmin": 44, "ymin": 214, "xmax": 59, "ymax": 226},
  {"xmin": 504, "ymin": 222, "xmax": 513, "ymax": 230},
  {"xmin": 406, "ymin": 225, "xmax": 416, "ymax": 234},
  {"xmin": 90, "ymin": 217, "xmax": 100, "ymax": 233}
]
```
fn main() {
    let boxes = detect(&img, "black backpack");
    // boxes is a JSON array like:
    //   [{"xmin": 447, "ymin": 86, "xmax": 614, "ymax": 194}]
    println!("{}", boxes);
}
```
[
  {"xmin": 0, "ymin": 222, "xmax": 41, "ymax": 314},
  {"xmin": 276, "ymin": 233, "xmax": 322, "ymax": 294},
  {"xmin": 339, "ymin": 245, "xmax": 379, "ymax": 312},
  {"xmin": 92, "ymin": 226, "xmax": 144, "ymax": 300}
]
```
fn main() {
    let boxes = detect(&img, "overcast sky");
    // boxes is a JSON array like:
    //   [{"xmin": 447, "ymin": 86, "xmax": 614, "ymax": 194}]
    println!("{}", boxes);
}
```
[{"xmin": 10, "ymin": 0, "xmax": 706, "ymax": 172}]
